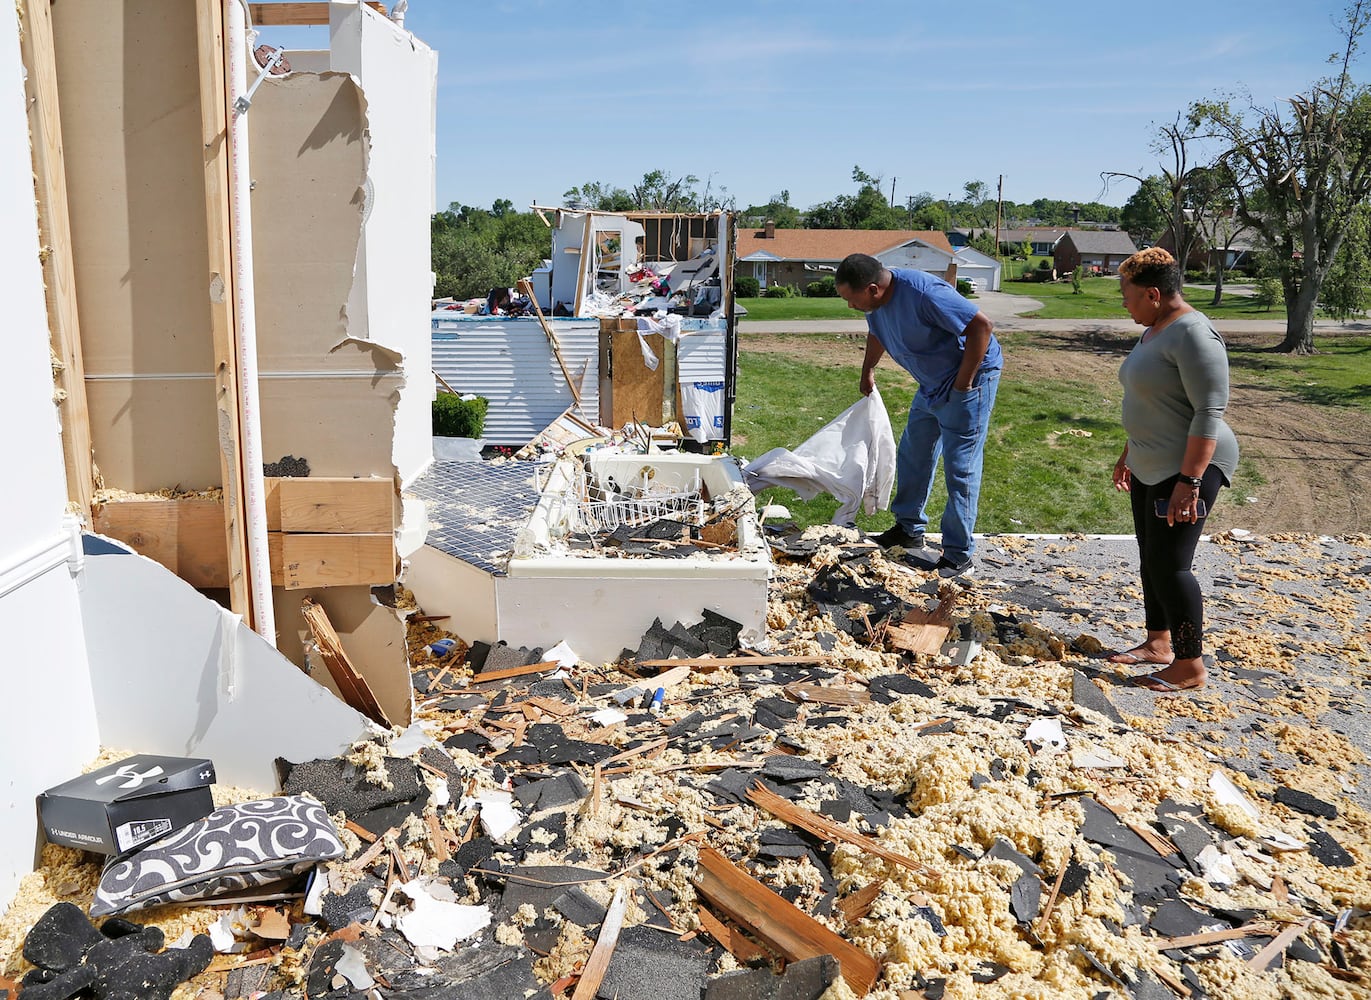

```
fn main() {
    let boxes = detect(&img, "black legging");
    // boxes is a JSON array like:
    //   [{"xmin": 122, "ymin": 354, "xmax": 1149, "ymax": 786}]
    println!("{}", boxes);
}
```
[{"xmin": 1129, "ymin": 466, "xmax": 1226, "ymax": 659}]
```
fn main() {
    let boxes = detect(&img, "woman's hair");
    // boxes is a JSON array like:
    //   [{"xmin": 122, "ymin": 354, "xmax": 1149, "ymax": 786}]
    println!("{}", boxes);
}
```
[{"xmin": 1118, "ymin": 247, "xmax": 1182, "ymax": 295}]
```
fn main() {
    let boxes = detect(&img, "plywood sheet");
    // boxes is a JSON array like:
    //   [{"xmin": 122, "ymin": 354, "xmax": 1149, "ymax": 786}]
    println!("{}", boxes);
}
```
[{"xmin": 609, "ymin": 327, "xmax": 666, "ymax": 428}]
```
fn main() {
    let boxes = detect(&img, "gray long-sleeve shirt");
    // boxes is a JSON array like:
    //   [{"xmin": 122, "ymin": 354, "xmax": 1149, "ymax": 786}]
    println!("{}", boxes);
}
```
[{"xmin": 1118, "ymin": 311, "xmax": 1239, "ymax": 486}]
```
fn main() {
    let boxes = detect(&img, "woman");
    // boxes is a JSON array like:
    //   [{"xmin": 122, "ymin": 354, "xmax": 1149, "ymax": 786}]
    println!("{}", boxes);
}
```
[{"xmin": 1108, "ymin": 248, "xmax": 1239, "ymax": 691}]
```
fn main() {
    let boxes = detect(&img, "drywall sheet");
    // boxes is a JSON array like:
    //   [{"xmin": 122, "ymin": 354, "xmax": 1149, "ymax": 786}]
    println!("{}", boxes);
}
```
[
  {"xmin": 53, "ymin": 0, "xmax": 219, "ymax": 490},
  {"xmin": 82, "ymin": 377, "xmax": 221, "ymax": 491},
  {"xmin": 328, "ymin": 3, "xmax": 439, "ymax": 484},
  {"xmin": 79, "ymin": 540, "xmax": 375, "ymax": 792},
  {"xmin": 274, "ymin": 585, "xmax": 413, "ymax": 728},
  {"xmin": 259, "ymin": 367, "xmax": 403, "ymax": 479},
  {"xmin": 249, "ymin": 72, "xmax": 367, "ymax": 372}
]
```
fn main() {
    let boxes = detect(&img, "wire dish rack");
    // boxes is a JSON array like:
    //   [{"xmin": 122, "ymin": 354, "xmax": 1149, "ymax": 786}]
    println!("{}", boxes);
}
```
[{"xmin": 541, "ymin": 461, "xmax": 706, "ymax": 534}]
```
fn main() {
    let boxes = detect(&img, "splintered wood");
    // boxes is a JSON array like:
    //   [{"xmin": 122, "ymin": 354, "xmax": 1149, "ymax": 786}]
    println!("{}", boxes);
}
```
[
  {"xmin": 693, "ymin": 847, "xmax": 880, "ymax": 996},
  {"xmin": 885, "ymin": 589, "xmax": 959, "ymax": 655},
  {"xmin": 745, "ymin": 783, "xmax": 940, "ymax": 880},
  {"xmin": 300, "ymin": 598, "xmax": 390, "ymax": 727}
]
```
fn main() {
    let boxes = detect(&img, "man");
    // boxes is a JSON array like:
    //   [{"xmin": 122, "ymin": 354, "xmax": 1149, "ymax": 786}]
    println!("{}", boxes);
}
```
[{"xmin": 835, "ymin": 253, "xmax": 1002, "ymax": 578}]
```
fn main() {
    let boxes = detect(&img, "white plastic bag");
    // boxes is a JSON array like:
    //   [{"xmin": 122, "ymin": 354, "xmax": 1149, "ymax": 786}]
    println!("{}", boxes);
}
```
[{"xmin": 743, "ymin": 387, "xmax": 896, "ymax": 524}]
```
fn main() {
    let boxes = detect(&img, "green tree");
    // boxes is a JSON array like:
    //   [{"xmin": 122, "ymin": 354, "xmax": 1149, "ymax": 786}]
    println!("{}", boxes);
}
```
[
  {"xmin": 431, "ymin": 201, "xmax": 549, "ymax": 299},
  {"xmin": 740, "ymin": 190, "xmax": 802, "ymax": 229},
  {"xmin": 1120, "ymin": 176, "xmax": 1170, "ymax": 245},
  {"xmin": 1105, "ymin": 113, "xmax": 1212, "ymax": 270},
  {"xmin": 1320, "ymin": 202, "xmax": 1371, "ymax": 319},
  {"xmin": 1193, "ymin": 1, "xmax": 1371, "ymax": 353},
  {"xmin": 805, "ymin": 166, "xmax": 905, "ymax": 229}
]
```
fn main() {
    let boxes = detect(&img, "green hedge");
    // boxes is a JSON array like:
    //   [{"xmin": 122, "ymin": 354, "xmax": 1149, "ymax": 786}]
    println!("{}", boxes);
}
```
[
  {"xmin": 804, "ymin": 276, "xmax": 837, "ymax": 298},
  {"xmin": 735, "ymin": 276, "xmax": 760, "ymax": 298},
  {"xmin": 763, "ymin": 285, "xmax": 793, "ymax": 298},
  {"xmin": 433, "ymin": 394, "xmax": 488, "ymax": 438}
]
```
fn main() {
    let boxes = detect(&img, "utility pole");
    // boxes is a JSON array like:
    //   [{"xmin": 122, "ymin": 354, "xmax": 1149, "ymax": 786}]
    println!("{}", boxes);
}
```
[
  {"xmin": 890, "ymin": 177, "xmax": 897, "ymax": 208},
  {"xmin": 994, "ymin": 174, "xmax": 1004, "ymax": 277}
]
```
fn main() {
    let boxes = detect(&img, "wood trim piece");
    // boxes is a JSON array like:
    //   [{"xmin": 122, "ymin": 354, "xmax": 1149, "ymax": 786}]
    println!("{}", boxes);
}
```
[
  {"xmin": 248, "ymin": 2, "xmax": 386, "ymax": 25},
  {"xmin": 195, "ymin": 0, "xmax": 253, "ymax": 622},
  {"xmin": 693, "ymin": 847, "xmax": 880, "ymax": 996},
  {"xmin": 570, "ymin": 884, "xmax": 628, "ymax": 1000},
  {"xmin": 746, "ymin": 784, "xmax": 940, "ymax": 880},
  {"xmin": 20, "ymin": 0, "xmax": 94, "ymax": 516}
]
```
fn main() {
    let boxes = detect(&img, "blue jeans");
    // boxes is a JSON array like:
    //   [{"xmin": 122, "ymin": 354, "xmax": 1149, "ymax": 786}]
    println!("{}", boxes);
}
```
[{"xmin": 892, "ymin": 370, "xmax": 1000, "ymax": 562}]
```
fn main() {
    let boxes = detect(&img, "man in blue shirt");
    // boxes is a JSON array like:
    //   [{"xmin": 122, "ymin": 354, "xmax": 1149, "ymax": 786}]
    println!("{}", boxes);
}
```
[{"xmin": 835, "ymin": 254, "xmax": 1002, "ymax": 578}]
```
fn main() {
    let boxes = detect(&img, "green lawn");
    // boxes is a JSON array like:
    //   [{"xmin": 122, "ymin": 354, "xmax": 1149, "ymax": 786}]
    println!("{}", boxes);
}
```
[
  {"xmin": 734, "ymin": 348, "xmax": 1137, "ymax": 534},
  {"xmin": 998, "ymin": 275, "xmax": 1288, "ymax": 320},
  {"xmin": 737, "ymin": 296, "xmax": 854, "ymax": 321},
  {"xmin": 1226, "ymin": 335, "xmax": 1371, "ymax": 409}
]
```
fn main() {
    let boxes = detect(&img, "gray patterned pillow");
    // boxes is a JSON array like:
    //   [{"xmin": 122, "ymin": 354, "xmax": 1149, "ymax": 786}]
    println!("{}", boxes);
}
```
[{"xmin": 91, "ymin": 795, "xmax": 344, "ymax": 916}]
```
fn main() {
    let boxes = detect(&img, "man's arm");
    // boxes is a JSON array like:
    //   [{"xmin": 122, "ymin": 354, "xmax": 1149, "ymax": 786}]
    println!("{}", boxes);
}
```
[
  {"xmin": 953, "ymin": 313, "xmax": 995, "ymax": 391},
  {"xmin": 860, "ymin": 334, "xmax": 886, "ymax": 395}
]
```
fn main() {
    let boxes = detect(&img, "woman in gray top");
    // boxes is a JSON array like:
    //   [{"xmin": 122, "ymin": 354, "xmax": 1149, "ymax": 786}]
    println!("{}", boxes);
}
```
[{"xmin": 1108, "ymin": 248, "xmax": 1239, "ymax": 691}]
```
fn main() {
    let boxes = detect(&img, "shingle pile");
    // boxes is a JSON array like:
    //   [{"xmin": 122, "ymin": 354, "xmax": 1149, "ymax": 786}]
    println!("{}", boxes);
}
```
[{"xmin": 2, "ymin": 530, "xmax": 1369, "ymax": 1000}]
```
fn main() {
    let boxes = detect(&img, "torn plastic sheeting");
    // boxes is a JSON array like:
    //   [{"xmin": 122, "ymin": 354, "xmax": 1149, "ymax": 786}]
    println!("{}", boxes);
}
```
[
  {"xmin": 336, "ymin": 942, "xmax": 375, "ymax": 989},
  {"xmin": 742, "ymin": 387, "xmax": 895, "ymax": 525},
  {"xmin": 1208, "ymin": 770, "xmax": 1262, "ymax": 825},
  {"xmin": 394, "ymin": 880, "xmax": 490, "ymax": 951}
]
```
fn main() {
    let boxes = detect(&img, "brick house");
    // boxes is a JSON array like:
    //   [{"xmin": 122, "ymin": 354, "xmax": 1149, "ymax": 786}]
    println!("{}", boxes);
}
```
[{"xmin": 1053, "ymin": 230, "xmax": 1139, "ymax": 275}]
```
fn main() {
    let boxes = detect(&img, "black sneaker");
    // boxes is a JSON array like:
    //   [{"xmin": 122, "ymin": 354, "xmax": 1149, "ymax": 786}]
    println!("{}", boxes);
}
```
[
  {"xmin": 935, "ymin": 555, "xmax": 974, "ymax": 579},
  {"xmin": 872, "ymin": 524, "xmax": 925, "ymax": 550}
]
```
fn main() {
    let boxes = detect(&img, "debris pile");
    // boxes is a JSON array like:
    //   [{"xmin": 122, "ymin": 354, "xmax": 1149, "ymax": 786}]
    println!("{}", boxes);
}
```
[{"xmin": 2, "ymin": 530, "xmax": 1369, "ymax": 999}]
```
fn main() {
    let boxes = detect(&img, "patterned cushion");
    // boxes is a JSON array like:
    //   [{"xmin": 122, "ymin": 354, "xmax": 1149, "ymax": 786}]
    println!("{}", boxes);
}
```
[{"xmin": 91, "ymin": 795, "xmax": 344, "ymax": 916}]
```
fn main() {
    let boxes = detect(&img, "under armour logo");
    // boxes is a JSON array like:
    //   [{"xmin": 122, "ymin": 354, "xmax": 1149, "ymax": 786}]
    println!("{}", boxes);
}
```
[{"xmin": 95, "ymin": 763, "xmax": 165, "ymax": 789}]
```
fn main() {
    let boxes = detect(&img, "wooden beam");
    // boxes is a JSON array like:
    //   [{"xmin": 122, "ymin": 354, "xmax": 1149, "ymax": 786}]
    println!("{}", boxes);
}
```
[
  {"xmin": 249, "ymin": 2, "xmax": 386, "ymax": 25},
  {"xmin": 91, "ymin": 487, "xmax": 397, "ymax": 590},
  {"xmin": 20, "ymin": 0, "xmax": 94, "ymax": 517},
  {"xmin": 693, "ymin": 848, "xmax": 880, "ymax": 996},
  {"xmin": 571, "ymin": 884, "xmax": 628, "ymax": 1000},
  {"xmin": 746, "ymin": 784, "xmax": 940, "ymax": 879},
  {"xmin": 301, "ymin": 598, "xmax": 390, "ymax": 726},
  {"xmin": 265, "ymin": 477, "xmax": 394, "ymax": 533},
  {"xmin": 275, "ymin": 533, "xmax": 396, "ymax": 590},
  {"xmin": 195, "ymin": 0, "xmax": 254, "ymax": 622}
]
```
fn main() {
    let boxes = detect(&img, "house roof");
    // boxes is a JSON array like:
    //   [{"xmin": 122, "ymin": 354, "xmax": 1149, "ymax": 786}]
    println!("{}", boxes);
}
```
[
  {"xmin": 993, "ymin": 227, "xmax": 1072, "ymax": 244},
  {"xmin": 1058, "ymin": 230, "xmax": 1139, "ymax": 255},
  {"xmin": 736, "ymin": 228, "xmax": 954, "ymax": 262}
]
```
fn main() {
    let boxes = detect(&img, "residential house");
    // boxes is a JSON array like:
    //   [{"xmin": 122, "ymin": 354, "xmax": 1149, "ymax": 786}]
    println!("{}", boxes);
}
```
[
  {"xmin": 1158, "ymin": 214, "xmax": 1261, "ymax": 272},
  {"xmin": 1053, "ymin": 230, "xmax": 1140, "ymax": 275},
  {"xmin": 952, "ymin": 246, "xmax": 1003, "ymax": 292},
  {"xmin": 736, "ymin": 225, "xmax": 956, "ymax": 291},
  {"xmin": 988, "ymin": 227, "xmax": 1072, "ymax": 256}
]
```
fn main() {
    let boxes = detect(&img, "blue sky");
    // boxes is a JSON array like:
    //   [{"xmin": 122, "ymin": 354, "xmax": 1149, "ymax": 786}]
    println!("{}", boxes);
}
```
[{"xmin": 264, "ymin": 1, "xmax": 1356, "ymax": 215}]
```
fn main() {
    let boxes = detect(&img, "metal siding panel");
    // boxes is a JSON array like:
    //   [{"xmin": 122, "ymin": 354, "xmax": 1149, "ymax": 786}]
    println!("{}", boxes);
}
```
[{"xmin": 432, "ymin": 316, "xmax": 601, "ymax": 445}]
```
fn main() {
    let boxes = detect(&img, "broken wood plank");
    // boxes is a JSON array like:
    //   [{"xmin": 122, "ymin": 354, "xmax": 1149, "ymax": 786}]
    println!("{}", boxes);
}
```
[
  {"xmin": 425, "ymin": 815, "xmax": 450, "ymax": 863},
  {"xmin": 474, "ymin": 660, "xmax": 559, "ymax": 683},
  {"xmin": 1161, "ymin": 923, "xmax": 1279, "ymax": 949},
  {"xmin": 301, "ymin": 598, "xmax": 390, "ymax": 726},
  {"xmin": 886, "ymin": 591, "xmax": 959, "ymax": 655},
  {"xmin": 571, "ymin": 883, "xmax": 629, "ymax": 1000},
  {"xmin": 344, "ymin": 820, "xmax": 377, "ymax": 843},
  {"xmin": 694, "ymin": 847, "xmax": 880, "ymax": 996},
  {"xmin": 1151, "ymin": 965, "xmax": 1192, "ymax": 998},
  {"xmin": 1248, "ymin": 919, "xmax": 1315, "ymax": 972},
  {"xmin": 783, "ymin": 683, "xmax": 871, "ymax": 707},
  {"xmin": 249, "ymin": 2, "xmax": 385, "ymax": 25},
  {"xmin": 835, "ymin": 881, "xmax": 886, "ymax": 924},
  {"xmin": 746, "ymin": 784, "xmax": 940, "ymax": 881},
  {"xmin": 348, "ymin": 827, "xmax": 400, "ymax": 870},
  {"xmin": 696, "ymin": 906, "xmax": 771, "ymax": 964},
  {"xmin": 525, "ymin": 697, "xmax": 577, "ymax": 718},
  {"xmin": 266, "ymin": 477, "xmax": 394, "ymax": 533},
  {"xmin": 1037, "ymin": 858, "xmax": 1069, "ymax": 930}
]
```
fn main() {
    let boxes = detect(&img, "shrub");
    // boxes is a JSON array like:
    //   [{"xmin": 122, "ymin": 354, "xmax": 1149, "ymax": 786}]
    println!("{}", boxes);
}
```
[
  {"xmin": 763, "ymin": 285, "xmax": 792, "ymax": 298},
  {"xmin": 1021, "ymin": 268, "xmax": 1035, "ymax": 280},
  {"xmin": 955, "ymin": 278, "xmax": 974, "ymax": 297},
  {"xmin": 433, "ymin": 394, "xmax": 488, "ymax": 438},
  {"xmin": 804, "ymin": 276, "xmax": 837, "ymax": 297},
  {"xmin": 1254, "ymin": 277, "xmax": 1283, "ymax": 311},
  {"xmin": 735, "ymin": 276, "xmax": 760, "ymax": 298},
  {"xmin": 1184, "ymin": 269, "xmax": 1207, "ymax": 282},
  {"xmin": 1038, "ymin": 258, "xmax": 1052, "ymax": 270}
]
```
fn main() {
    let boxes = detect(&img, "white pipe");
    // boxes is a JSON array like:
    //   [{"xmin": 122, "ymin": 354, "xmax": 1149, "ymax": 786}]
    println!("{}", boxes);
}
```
[{"xmin": 225, "ymin": 0, "xmax": 277, "ymax": 646}]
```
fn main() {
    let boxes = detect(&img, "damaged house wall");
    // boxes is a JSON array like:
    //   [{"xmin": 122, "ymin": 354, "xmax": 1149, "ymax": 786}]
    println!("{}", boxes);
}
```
[{"xmin": 0, "ymin": 7, "xmax": 99, "ymax": 906}]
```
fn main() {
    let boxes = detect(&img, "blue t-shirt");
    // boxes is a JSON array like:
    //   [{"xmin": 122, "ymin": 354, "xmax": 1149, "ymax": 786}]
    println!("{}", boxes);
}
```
[{"xmin": 866, "ymin": 268, "xmax": 1002, "ymax": 404}]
